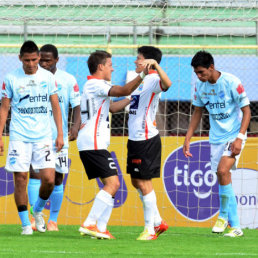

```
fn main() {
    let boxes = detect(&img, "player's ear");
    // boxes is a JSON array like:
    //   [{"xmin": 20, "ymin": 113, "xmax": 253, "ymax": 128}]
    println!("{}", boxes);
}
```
[
  {"xmin": 98, "ymin": 63, "xmax": 104, "ymax": 71},
  {"xmin": 18, "ymin": 55, "xmax": 22, "ymax": 61}
]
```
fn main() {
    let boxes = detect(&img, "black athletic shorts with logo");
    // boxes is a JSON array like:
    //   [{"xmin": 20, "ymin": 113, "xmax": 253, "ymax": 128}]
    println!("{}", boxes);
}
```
[
  {"xmin": 79, "ymin": 149, "xmax": 118, "ymax": 180},
  {"xmin": 127, "ymin": 134, "xmax": 161, "ymax": 179}
]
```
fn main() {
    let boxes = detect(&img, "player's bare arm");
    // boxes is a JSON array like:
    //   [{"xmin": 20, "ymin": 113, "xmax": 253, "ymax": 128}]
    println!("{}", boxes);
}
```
[
  {"xmin": 183, "ymin": 106, "xmax": 203, "ymax": 158},
  {"xmin": 69, "ymin": 105, "xmax": 81, "ymax": 141},
  {"xmin": 0, "ymin": 98, "xmax": 10, "ymax": 155},
  {"xmin": 109, "ymin": 98, "xmax": 130, "ymax": 113},
  {"xmin": 230, "ymin": 105, "xmax": 251, "ymax": 157},
  {"xmin": 142, "ymin": 59, "xmax": 172, "ymax": 90},
  {"xmin": 50, "ymin": 94, "xmax": 64, "ymax": 151},
  {"xmin": 109, "ymin": 63, "xmax": 148, "ymax": 97}
]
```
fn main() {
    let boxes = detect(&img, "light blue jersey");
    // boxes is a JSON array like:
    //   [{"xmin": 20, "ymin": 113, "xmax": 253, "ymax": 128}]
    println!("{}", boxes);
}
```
[
  {"xmin": 49, "ymin": 69, "xmax": 80, "ymax": 149},
  {"xmin": 193, "ymin": 72, "xmax": 250, "ymax": 144},
  {"xmin": 2, "ymin": 66, "xmax": 57, "ymax": 142}
]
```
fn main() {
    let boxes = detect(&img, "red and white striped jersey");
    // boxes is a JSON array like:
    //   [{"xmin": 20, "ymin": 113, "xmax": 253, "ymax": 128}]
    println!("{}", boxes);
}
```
[
  {"xmin": 77, "ymin": 76, "xmax": 111, "ymax": 151},
  {"xmin": 128, "ymin": 71, "xmax": 165, "ymax": 141}
]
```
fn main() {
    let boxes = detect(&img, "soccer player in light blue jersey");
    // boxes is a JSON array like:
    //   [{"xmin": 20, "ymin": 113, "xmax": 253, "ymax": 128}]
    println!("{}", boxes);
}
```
[
  {"xmin": 28, "ymin": 44, "xmax": 81, "ymax": 231},
  {"xmin": 183, "ymin": 51, "xmax": 251, "ymax": 237},
  {"xmin": 0, "ymin": 41, "xmax": 64, "ymax": 235}
]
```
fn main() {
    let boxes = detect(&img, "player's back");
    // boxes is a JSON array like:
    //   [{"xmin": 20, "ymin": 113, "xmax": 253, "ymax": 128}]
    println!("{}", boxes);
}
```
[{"xmin": 77, "ymin": 77, "xmax": 111, "ymax": 151}]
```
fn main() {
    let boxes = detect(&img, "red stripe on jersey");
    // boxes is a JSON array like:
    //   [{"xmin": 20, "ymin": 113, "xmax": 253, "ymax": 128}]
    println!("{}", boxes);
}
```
[
  {"xmin": 94, "ymin": 100, "xmax": 105, "ymax": 150},
  {"xmin": 87, "ymin": 76, "xmax": 100, "ymax": 80},
  {"xmin": 145, "ymin": 92, "xmax": 155, "ymax": 140},
  {"xmin": 148, "ymin": 70, "xmax": 158, "ymax": 74}
]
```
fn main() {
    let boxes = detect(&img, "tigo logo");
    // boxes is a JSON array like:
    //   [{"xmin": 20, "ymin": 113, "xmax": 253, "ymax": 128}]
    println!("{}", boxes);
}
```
[{"xmin": 162, "ymin": 141, "xmax": 219, "ymax": 221}]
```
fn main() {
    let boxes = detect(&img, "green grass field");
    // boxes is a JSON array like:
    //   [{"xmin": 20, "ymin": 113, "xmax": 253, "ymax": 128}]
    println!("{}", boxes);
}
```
[{"xmin": 0, "ymin": 225, "xmax": 257, "ymax": 257}]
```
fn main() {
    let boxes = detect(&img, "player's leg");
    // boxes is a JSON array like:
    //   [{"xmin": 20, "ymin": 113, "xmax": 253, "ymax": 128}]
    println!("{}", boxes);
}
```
[
  {"xmin": 5, "ymin": 141, "xmax": 33, "ymax": 235},
  {"xmin": 28, "ymin": 166, "xmax": 41, "ymax": 231},
  {"xmin": 79, "ymin": 150, "xmax": 118, "ymax": 239},
  {"xmin": 31, "ymin": 141, "xmax": 55, "ymax": 233},
  {"xmin": 48, "ymin": 149, "xmax": 68, "ymax": 231}
]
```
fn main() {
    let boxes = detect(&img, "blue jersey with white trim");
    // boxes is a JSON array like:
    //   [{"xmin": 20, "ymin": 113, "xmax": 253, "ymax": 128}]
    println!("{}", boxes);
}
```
[
  {"xmin": 2, "ymin": 66, "xmax": 57, "ymax": 142},
  {"xmin": 49, "ymin": 69, "xmax": 80, "ymax": 149},
  {"xmin": 193, "ymin": 71, "xmax": 250, "ymax": 144}
]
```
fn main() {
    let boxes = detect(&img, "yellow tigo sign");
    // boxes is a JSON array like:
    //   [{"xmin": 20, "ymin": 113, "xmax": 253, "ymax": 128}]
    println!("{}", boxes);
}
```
[{"xmin": 0, "ymin": 136, "xmax": 257, "ymax": 228}]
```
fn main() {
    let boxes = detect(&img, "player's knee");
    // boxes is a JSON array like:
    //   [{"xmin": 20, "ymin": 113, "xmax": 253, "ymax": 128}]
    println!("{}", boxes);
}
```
[
  {"xmin": 217, "ymin": 167, "xmax": 229, "ymax": 179},
  {"xmin": 14, "ymin": 174, "xmax": 27, "ymax": 189}
]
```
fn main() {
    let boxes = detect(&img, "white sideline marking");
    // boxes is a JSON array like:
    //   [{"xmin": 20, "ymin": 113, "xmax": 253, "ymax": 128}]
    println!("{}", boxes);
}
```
[{"xmin": 216, "ymin": 253, "xmax": 258, "ymax": 256}]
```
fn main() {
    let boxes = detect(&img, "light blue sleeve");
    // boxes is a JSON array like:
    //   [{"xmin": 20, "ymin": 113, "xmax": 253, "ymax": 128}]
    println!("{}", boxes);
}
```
[
  {"xmin": 48, "ymin": 73, "xmax": 58, "ymax": 96},
  {"xmin": 1, "ymin": 75, "xmax": 13, "ymax": 99},
  {"xmin": 231, "ymin": 80, "xmax": 250, "ymax": 108},
  {"xmin": 69, "ymin": 76, "xmax": 81, "ymax": 108},
  {"xmin": 192, "ymin": 83, "xmax": 204, "ymax": 107}
]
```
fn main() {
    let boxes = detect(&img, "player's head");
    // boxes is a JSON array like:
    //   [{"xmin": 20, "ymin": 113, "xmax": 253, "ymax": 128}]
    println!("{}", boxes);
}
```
[
  {"xmin": 19, "ymin": 40, "xmax": 40, "ymax": 75},
  {"xmin": 135, "ymin": 46, "xmax": 162, "ymax": 73},
  {"xmin": 87, "ymin": 50, "xmax": 113, "ymax": 81},
  {"xmin": 39, "ymin": 44, "xmax": 59, "ymax": 74},
  {"xmin": 191, "ymin": 51, "xmax": 215, "ymax": 82}
]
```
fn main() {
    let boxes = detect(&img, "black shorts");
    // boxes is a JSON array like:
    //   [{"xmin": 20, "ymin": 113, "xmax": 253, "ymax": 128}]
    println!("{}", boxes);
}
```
[
  {"xmin": 79, "ymin": 149, "xmax": 118, "ymax": 180},
  {"xmin": 127, "ymin": 134, "xmax": 161, "ymax": 179}
]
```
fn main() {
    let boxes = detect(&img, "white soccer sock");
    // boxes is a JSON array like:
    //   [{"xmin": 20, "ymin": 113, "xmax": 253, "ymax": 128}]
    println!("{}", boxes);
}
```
[
  {"xmin": 142, "ymin": 190, "xmax": 155, "ymax": 235},
  {"xmin": 83, "ymin": 190, "xmax": 112, "ymax": 227},
  {"xmin": 138, "ymin": 189, "xmax": 162, "ymax": 227},
  {"xmin": 97, "ymin": 197, "xmax": 114, "ymax": 232}
]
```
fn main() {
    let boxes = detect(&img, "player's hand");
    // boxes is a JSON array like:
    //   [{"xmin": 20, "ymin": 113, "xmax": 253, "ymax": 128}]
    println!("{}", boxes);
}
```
[
  {"xmin": 55, "ymin": 135, "xmax": 64, "ymax": 152},
  {"xmin": 230, "ymin": 138, "xmax": 242, "ymax": 157},
  {"xmin": 0, "ymin": 138, "xmax": 4, "ymax": 156},
  {"xmin": 142, "ymin": 59, "xmax": 158, "ymax": 71},
  {"xmin": 183, "ymin": 140, "xmax": 193, "ymax": 158},
  {"xmin": 69, "ymin": 126, "xmax": 79, "ymax": 141}
]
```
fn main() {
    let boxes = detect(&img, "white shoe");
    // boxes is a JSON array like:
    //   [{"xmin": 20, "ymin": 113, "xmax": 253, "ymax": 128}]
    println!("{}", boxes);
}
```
[
  {"xmin": 212, "ymin": 217, "xmax": 228, "ymax": 233},
  {"xmin": 224, "ymin": 228, "xmax": 243, "ymax": 237},
  {"xmin": 33, "ymin": 212, "xmax": 46, "ymax": 233},
  {"xmin": 21, "ymin": 225, "xmax": 33, "ymax": 235}
]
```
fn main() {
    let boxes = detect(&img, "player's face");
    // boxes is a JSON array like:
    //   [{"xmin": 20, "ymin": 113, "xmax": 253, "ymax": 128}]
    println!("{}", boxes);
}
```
[
  {"xmin": 19, "ymin": 52, "xmax": 40, "ymax": 75},
  {"xmin": 39, "ymin": 52, "xmax": 58, "ymax": 74},
  {"xmin": 102, "ymin": 58, "xmax": 114, "ymax": 81},
  {"xmin": 135, "ymin": 54, "xmax": 145, "ymax": 73},
  {"xmin": 193, "ymin": 65, "xmax": 214, "ymax": 82}
]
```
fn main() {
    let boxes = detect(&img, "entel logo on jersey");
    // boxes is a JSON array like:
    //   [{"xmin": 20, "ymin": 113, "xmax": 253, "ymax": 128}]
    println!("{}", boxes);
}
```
[{"xmin": 163, "ymin": 140, "xmax": 219, "ymax": 221}]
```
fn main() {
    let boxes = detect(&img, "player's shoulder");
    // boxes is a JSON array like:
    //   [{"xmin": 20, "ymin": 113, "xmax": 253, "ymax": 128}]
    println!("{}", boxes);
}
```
[
  {"xmin": 5, "ymin": 67, "xmax": 23, "ymax": 80},
  {"xmin": 220, "ymin": 71, "xmax": 240, "ymax": 85},
  {"xmin": 56, "ymin": 68, "xmax": 76, "ymax": 81},
  {"xmin": 38, "ymin": 66, "xmax": 55, "ymax": 79}
]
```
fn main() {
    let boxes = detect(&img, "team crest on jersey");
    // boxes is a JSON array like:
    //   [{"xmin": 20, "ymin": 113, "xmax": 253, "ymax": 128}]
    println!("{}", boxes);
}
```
[
  {"xmin": 218, "ymin": 91, "xmax": 225, "ymax": 99},
  {"xmin": 27, "ymin": 80, "xmax": 37, "ymax": 87},
  {"xmin": 138, "ymin": 83, "xmax": 144, "ymax": 91},
  {"xmin": 130, "ymin": 95, "xmax": 140, "ymax": 109},
  {"xmin": 17, "ymin": 86, "xmax": 26, "ymax": 94},
  {"xmin": 40, "ymin": 81, "xmax": 47, "ymax": 88}
]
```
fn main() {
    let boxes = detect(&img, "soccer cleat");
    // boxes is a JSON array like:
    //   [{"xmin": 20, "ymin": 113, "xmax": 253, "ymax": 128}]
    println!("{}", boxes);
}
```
[
  {"xmin": 212, "ymin": 217, "xmax": 228, "ymax": 233},
  {"xmin": 154, "ymin": 220, "xmax": 168, "ymax": 237},
  {"xmin": 30, "ymin": 217, "xmax": 37, "ymax": 231},
  {"xmin": 33, "ymin": 212, "xmax": 46, "ymax": 233},
  {"xmin": 224, "ymin": 228, "xmax": 243, "ymax": 237},
  {"xmin": 136, "ymin": 229, "xmax": 157, "ymax": 240},
  {"xmin": 79, "ymin": 224, "xmax": 110, "ymax": 239},
  {"xmin": 21, "ymin": 225, "xmax": 33, "ymax": 235},
  {"xmin": 47, "ymin": 220, "xmax": 59, "ymax": 231},
  {"xmin": 98, "ymin": 230, "xmax": 115, "ymax": 239}
]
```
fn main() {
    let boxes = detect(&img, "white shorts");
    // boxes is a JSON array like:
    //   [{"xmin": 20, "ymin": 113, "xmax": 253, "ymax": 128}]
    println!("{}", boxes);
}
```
[
  {"xmin": 5, "ymin": 140, "xmax": 55, "ymax": 173},
  {"xmin": 210, "ymin": 137, "xmax": 246, "ymax": 173},
  {"xmin": 55, "ymin": 148, "xmax": 69, "ymax": 174}
]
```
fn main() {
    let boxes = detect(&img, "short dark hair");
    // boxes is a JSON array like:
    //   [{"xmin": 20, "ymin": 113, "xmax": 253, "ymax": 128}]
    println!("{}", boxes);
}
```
[
  {"xmin": 87, "ymin": 50, "xmax": 112, "ymax": 74},
  {"xmin": 191, "ymin": 51, "xmax": 214, "ymax": 69},
  {"xmin": 40, "ymin": 44, "xmax": 58, "ymax": 59},
  {"xmin": 137, "ymin": 46, "xmax": 162, "ymax": 64},
  {"xmin": 20, "ymin": 40, "xmax": 39, "ymax": 57}
]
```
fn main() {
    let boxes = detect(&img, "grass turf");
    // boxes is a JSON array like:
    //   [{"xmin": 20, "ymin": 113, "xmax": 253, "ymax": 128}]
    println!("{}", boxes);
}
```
[{"xmin": 0, "ymin": 225, "xmax": 258, "ymax": 257}]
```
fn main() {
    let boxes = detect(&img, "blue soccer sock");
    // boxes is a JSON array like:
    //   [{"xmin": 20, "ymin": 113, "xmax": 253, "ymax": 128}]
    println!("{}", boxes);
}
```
[
  {"xmin": 218, "ymin": 184, "xmax": 233, "ymax": 221},
  {"xmin": 49, "ymin": 184, "xmax": 64, "ymax": 223},
  {"xmin": 33, "ymin": 196, "xmax": 48, "ymax": 213},
  {"xmin": 18, "ymin": 209, "xmax": 31, "ymax": 227},
  {"xmin": 228, "ymin": 189, "xmax": 240, "ymax": 228},
  {"xmin": 27, "ymin": 178, "xmax": 41, "ymax": 207}
]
